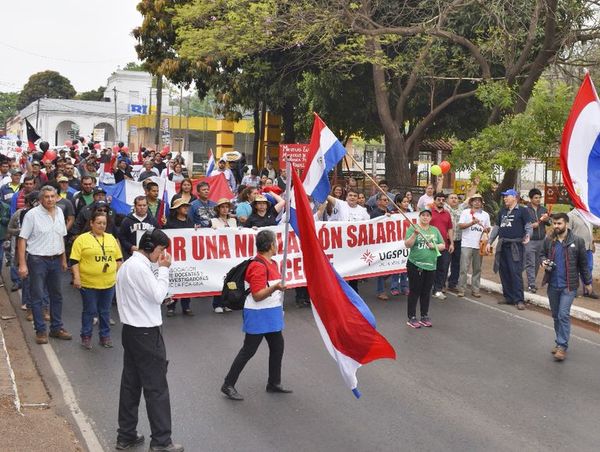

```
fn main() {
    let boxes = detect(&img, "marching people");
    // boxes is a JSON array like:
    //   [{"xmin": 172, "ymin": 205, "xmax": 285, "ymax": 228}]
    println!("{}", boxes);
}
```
[
  {"xmin": 115, "ymin": 228, "xmax": 183, "ymax": 452},
  {"xmin": 430, "ymin": 192, "xmax": 454, "ymax": 300},
  {"xmin": 210, "ymin": 157, "xmax": 237, "ymax": 192},
  {"xmin": 235, "ymin": 186, "xmax": 258, "ymax": 225},
  {"xmin": 567, "ymin": 208, "xmax": 599, "ymax": 298},
  {"xmin": 71, "ymin": 211, "xmax": 123, "ymax": 350},
  {"xmin": 456, "ymin": 194, "xmax": 491, "ymax": 297},
  {"xmin": 416, "ymin": 183, "xmax": 435, "ymax": 211},
  {"xmin": 525, "ymin": 188, "xmax": 551, "ymax": 293},
  {"xmin": 211, "ymin": 198, "xmax": 237, "ymax": 313},
  {"xmin": 244, "ymin": 193, "xmax": 285, "ymax": 228},
  {"xmin": 18, "ymin": 186, "xmax": 71, "ymax": 344},
  {"xmin": 403, "ymin": 209, "xmax": 445, "ymax": 328},
  {"xmin": 188, "ymin": 181, "xmax": 216, "ymax": 227},
  {"xmin": 487, "ymin": 189, "xmax": 533, "ymax": 310},
  {"xmin": 118, "ymin": 195, "xmax": 159, "ymax": 260},
  {"xmin": 170, "ymin": 178, "xmax": 197, "ymax": 205},
  {"xmin": 391, "ymin": 194, "xmax": 411, "ymax": 296},
  {"xmin": 371, "ymin": 193, "xmax": 393, "ymax": 300},
  {"xmin": 144, "ymin": 181, "xmax": 165, "ymax": 225},
  {"xmin": 164, "ymin": 198, "xmax": 194, "ymax": 317},
  {"xmin": 540, "ymin": 213, "xmax": 592, "ymax": 361},
  {"xmin": 221, "ymin": 229, "xmax": 290, "ymax": 401}
]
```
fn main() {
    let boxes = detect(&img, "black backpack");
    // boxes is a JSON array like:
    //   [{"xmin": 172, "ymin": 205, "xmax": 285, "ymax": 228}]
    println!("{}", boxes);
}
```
[{"xmin": 221, "ymin": 258, "xmax": 267, "ymax": 310}]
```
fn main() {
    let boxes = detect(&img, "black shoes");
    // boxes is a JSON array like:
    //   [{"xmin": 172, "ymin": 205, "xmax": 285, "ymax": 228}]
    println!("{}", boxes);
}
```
[
  {"xmin": 266, "ymin": 383, "xmax": 293, "ymax": 394},
  {"xmin": 149, "ymin": 443, "xmax": 184, "ymax": 452},
  {"xmin": 116, "ymin": 433, "xmax": 145, "ymax": 450},
  {"xmin": 221, "ymin": 384, "xmax": 244, "ymax": 401}
]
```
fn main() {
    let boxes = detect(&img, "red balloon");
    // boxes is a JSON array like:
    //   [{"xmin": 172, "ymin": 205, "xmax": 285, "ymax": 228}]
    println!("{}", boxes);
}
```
[
  {"xmin": 440, "ymin": 161, "xmax": 451, "ymax": 174},
  {"xmin": 93, "ymin": 143, "xmax": 101, "ymax": 150},
  {"xmin": 122, "ymin": 146, "xmax": 129, "ymax": 153},
  {"xmin": 14, "ymin": 147, "xmax": 22, "ymax": 153},
  {"xmin": 43, "ymin": 150, "xmax": 57, "ymax": 161},
  {"xmin": 161, "ymin": 145, "xmax": 170, "ymax": 157},
  {"xmin": 112, "ymin": 145, "xmax": 120, "ymax": 153},
  {"xmin": 64, "ymin": 140, "xmax": 72, "ymax": 147}
]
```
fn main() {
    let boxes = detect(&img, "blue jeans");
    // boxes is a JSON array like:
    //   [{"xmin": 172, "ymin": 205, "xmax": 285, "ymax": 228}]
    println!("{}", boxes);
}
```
[
  {"xmin": 80, "ymin": 286, "xmax": 115, "ymax": 338},
  {"xmin": 21, "ymin": 277, "xmax": 49, "ymax": 309},
  {"xmin": 379, "ymin": 274, "xmax": 406, "ymax": 293},
  {"xmin": 448, "ymin": 240, "xmax": 461, "ymax": 288},
  {"xmin": 27, "ymin": 255, "xmax": 64, "ymax": 333},
  {"xmin": 10, "ymin": 264, "xmax": 20, "ymax": 286},
  {"xmin": 170, "ymin": 297, "xmax": 191, "ymax": 311},
  {"xmin": 547, "ymin": 286, "xmax": 577, "ymax": 349},
  {"xmin": 499, "ymin": 243, "xmax": 524, "ymax": 304}
]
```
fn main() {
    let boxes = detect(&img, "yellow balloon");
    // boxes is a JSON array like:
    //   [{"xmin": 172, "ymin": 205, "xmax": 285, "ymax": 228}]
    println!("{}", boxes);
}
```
[{"xmin": 430, "ymin": 165, "xmax": 442, "ymax": 176}]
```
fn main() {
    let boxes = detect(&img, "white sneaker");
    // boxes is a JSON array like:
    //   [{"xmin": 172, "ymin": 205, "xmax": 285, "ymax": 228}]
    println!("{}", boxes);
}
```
[
  {"xmin": 223, "ymin": 307, "xmax": 232, "ymax": 312},
  {"xmin": 214, "ymin": 307, "xmax": 224, "ymax": 314},
  {"xmin": 93, "ymin": 317, "xmax": 98, "ymax": 325},
  {"xmin": 433, "ymin": 291, "xmax": 447, "ymax": 300}
]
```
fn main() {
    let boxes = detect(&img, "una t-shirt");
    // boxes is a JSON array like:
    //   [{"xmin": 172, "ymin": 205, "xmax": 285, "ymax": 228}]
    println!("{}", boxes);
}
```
[
  {"xmin": 459, "ymin": 209, "xmax": 491, "ymax": 249},
  {"xmin": 406, "ymin": 225, "xmax": 443, "ymax": 271},
  {"xmin": 333, "ymin": 199, "xmax": 370, "ymax": 222},
  {"xmin": 70, "ymin": 232, "xmax": 123, "ymax": 289},
  {"xmin": 497, "ymin": 205, "xmax": 531, "ymax": 239}
]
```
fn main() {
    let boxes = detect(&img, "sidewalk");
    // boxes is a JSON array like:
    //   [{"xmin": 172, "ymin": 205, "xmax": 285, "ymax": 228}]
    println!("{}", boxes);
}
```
[
  {"xmin": 0, "ymin": 281, "xmax": 83, "ymax": 451},
  {"xmin": 478, "ymin": 253, "xmax": 600, "ymax": 326}
]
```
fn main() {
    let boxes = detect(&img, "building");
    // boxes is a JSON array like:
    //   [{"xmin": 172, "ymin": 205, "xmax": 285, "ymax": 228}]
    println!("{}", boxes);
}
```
[{"xmin": 103, "ymin": 70, "xmax": 169, "ymax": 114}]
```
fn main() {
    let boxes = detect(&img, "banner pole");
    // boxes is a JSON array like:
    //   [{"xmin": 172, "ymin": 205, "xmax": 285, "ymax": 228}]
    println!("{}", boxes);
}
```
[{"xmin": 280, "ymin": 157, "xmax": 293, "ymax": 285}]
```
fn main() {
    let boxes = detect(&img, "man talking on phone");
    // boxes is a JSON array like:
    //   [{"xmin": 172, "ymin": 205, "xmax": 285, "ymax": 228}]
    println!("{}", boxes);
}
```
[{"xmin": 115, "ymin": 228, "xmax": 184, "ymax": 452}]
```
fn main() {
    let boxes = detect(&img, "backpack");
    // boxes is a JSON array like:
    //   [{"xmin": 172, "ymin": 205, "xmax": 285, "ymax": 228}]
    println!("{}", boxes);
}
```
[{"xmin": 221, "ymin": 258, "xmax": 267, "ymax": 310}]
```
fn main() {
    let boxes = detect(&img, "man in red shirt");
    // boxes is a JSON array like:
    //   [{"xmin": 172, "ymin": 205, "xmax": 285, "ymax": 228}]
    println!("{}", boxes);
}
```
[{"xmin": 430, "ymin": 192, "xmax": 454, "ymax": 300}]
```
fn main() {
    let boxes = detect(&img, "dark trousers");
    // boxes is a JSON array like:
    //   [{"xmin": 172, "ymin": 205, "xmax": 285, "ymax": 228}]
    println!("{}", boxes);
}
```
[
  {"xmin": 224, "ymin": 332, "xmax": 284, "ymax": 387},
  {"xmin": 348, "ymin": 279, "xmax": 359, "ymax": 294},
  {"xmin": 407, "ymin": 261, "xmax": 435, "ymax": 319},
  {"xmin": 433, "ymin": 249, "xmax": 451, "ymax": 292},
  {"xmin": 118, "ymin": 325, "xmax": 172, "ymax": 448},
  {"xmin": 447, "ymin": 240, "xmax": 461, "ymax": 288},
  {"xmin": 499, "ymin": 243, "xmax": 524, "ymax": 304}
]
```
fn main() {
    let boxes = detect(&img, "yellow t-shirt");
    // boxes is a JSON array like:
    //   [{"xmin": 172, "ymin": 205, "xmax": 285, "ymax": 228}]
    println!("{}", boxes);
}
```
[{"xmin": 70, "ymin": 232, "xmax": 123, "ymax": 289}]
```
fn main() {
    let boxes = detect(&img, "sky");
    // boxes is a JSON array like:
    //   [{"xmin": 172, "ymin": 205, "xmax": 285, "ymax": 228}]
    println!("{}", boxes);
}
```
[{"xmin": 1, "ymin": 0, "xmax": 142, "ymax": 93}]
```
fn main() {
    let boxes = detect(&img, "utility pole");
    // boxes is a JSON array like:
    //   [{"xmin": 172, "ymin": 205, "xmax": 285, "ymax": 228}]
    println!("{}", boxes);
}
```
[
  {"xmin": 113, "ymin": 87, "xmax": 119, "ymax": 141},
  {"xmin": 185, "ymin": 97, "xmax": 190, "ymax": 154},
  {"xmin": 35, "ymin": 98, "xmax": 41, "ymax": 130},
  {"xmin": 154, "ymin": 75, "xmax": 163, "ymax": 148},
  {"xmin": 178, "ymin": 85, "xmax": 183, "ymax": 153}
]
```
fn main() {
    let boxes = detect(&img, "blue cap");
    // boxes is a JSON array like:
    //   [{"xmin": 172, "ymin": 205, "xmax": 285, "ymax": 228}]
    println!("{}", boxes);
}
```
[{"xmin": 501, "ymin": 188, "xmax": 518, "ymax": 197}]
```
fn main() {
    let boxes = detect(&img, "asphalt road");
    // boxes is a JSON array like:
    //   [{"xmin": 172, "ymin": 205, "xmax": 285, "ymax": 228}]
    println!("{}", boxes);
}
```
[{"xmin": 23, "ymin": 276, "xmax": 600, "ymax": 452}]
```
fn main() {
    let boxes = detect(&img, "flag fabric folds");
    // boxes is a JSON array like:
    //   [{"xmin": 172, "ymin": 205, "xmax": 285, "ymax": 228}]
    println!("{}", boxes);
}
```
[
  {"xmin": 289, "ymin": 168, "xmax": 396, "ymax": 398},
  {"xmin": 301, "ymin": 113, "xmax": 348, "ymax": 203},
  {"xmin": 206, "ymin": 148, "xmax": 215, "ymax": 176},
  {"xmin": 25, "ymin": 119, "xmax": 41, "ymax": 151},
  {"xmin": 560, "ymin": 73, "xmax": 600, "ymax": 225}
]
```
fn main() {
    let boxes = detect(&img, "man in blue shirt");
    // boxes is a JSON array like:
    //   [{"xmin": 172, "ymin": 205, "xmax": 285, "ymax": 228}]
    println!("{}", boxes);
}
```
[
  {"xmin": 487, "ymin": 189, "xmax": 533, "ymax": 310},
  {"xmin": 188, "ymin": 181, "xmax": 216, "ymax": 227},
  {"xmin": 540, "ymin": 213, "xmax": 592, "ymax": 362}
]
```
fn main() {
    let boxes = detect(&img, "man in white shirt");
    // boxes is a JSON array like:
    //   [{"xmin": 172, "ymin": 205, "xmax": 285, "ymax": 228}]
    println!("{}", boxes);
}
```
[
  {"xmin": 18, "ymin": 185, "xmax": 70, "ymax": 344},
  {"xmin": 327, "ymin": 189, "xmax": 370, "ymax": 222},
  {"xmin": 417, "ymin": 184, "xmax": 435, "ymax": 211},
  {"xmin": 115, "ymin": 229, "xmax": 183, "ymax": 452},
  {"xmin": 210, "ymin": 157, "xmax": 236, "ymax": 192},
  {"xmin": 456, "ymin": 194, "xmax": 491, "ymax": 297}
]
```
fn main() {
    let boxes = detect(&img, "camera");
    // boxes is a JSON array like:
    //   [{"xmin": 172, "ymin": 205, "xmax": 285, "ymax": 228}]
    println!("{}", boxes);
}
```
[{"xmin": 543, "ymin": 259, "xmax": 556, "ymax": 273}]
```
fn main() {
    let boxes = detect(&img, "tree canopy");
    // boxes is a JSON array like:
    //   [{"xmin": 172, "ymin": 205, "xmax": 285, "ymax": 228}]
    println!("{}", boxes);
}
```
[
  {"xmin": 0, "ymin": 92, "xmax": 19, "ymax": 129},
  {"xmin": 76, "ymin": 86, "xmax": 106, "ymax": 101},
  {"xmin": 17, "ymin": 70, "xmax": 76, "ymax": 110}
]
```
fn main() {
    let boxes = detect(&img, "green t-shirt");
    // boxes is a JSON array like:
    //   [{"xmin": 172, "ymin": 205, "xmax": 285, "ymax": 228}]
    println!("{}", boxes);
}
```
[{"xmin": 406, "ymin": 225, "xmax": 443, "ymax": 271}]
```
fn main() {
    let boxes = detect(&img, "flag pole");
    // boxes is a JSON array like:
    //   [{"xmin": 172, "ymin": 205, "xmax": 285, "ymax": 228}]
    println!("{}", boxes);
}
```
[
  {"xmin": 280, "ymin": 157, "xmax": 293, "ymax": 285},
  {"xmin": 346, "ymin": 153, "xmax": 438, "ymax": 251}
]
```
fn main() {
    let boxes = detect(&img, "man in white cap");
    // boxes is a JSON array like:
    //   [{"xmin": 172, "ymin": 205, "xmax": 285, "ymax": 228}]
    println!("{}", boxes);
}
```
[{"xmin": 210, "ymin": 157, "xmax": 236, "ymax": 192}]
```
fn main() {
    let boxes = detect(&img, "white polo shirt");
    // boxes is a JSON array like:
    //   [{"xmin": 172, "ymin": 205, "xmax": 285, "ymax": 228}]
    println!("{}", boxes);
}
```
[
  {"xmin": 116, "ymin": 251, "xmax": 170, "ymax": 328},
  {"xmin": 19, "ymin": 205, "xmax": 67, "ymax": 256}
]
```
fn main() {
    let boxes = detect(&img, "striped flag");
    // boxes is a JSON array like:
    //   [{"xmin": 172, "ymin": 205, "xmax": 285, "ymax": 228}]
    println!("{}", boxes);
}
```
[{"xmin": 206, "ymin": 148, "xmax": 215, "ymax": 176}]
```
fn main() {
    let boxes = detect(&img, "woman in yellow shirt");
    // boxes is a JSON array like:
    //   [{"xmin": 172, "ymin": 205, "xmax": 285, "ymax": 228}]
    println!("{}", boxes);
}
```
[{"xmin": 71, "ymin": 211, "xmax": 123, "ymax": 350}]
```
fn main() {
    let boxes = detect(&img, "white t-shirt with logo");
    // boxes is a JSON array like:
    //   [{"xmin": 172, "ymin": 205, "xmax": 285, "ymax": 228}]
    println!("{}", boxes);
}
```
[
  {"xmin": 459, "ymin": 209, "xmax": 491, "ymax": 249},
  {"xmin": 333, "ymin": 199, "xmax": 370, "ymax": 222}
]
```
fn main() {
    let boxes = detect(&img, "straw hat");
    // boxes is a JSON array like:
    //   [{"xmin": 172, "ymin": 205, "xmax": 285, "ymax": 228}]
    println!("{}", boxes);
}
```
[
  {"xmin": 215, "ymin": 198, "xmax": 232, "ymax": 207},
  {"xmin": 252, "ymin": 195, "xmax": 269, "ymax": 204},
  {"xmin": 467, "ymin": 193, "xmax": 484, "ymax": 205},
  {"xmin": 171, "ymin": 198, "xmax": 191, "ymax": 210}
]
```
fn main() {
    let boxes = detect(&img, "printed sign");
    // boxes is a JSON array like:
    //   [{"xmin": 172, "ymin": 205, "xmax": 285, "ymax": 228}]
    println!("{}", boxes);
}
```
[{"xmin": 93, "ymin": 128, "xmax": 105, "ymax": 142}]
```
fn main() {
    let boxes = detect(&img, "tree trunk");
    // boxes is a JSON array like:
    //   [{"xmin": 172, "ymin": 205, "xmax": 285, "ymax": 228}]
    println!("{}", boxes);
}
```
[
  {"xmin": 281, "ymin": 99, "xmax": 296, "ymax": 144},
  {"xmin": 154, "ymin": 75, "xmax": 162, "ymax": 147},
  {"xmin": 252, "ymin": 102, "xmax": 260, "ymax": 168},
  {"xmin": 384, "ymin": 132, "xmax": 412, "ymax": 189}
]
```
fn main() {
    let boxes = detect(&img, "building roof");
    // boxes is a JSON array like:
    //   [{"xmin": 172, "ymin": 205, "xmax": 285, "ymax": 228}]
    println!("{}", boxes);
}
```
[
  {"xmin": 19, "ymin": 98, "xmax": 133, "ymax": 119},
  {"xmin": 419, "ymin": 140, "xmax": 453, "ymax": 152}
]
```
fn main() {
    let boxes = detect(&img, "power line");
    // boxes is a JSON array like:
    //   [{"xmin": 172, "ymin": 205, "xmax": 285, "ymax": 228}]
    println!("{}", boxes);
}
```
[{"xmin": 0, "ymin": 40, "xmax": 132, "ymax": 64}]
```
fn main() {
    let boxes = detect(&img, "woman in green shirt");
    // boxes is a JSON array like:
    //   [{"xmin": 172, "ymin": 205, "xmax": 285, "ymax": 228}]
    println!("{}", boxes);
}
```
[{"xmin": 404, "ymin": 209, "xmax": 445, "ymax": 328}]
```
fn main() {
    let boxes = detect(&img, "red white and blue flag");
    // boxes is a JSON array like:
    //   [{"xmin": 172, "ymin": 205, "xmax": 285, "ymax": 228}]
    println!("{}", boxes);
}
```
[
  {"xmin": 301, "ymin": 113, "xmax": 348, "ymax": 202},
  {"xmin": 206, "ymin": 148, "xmax": 215, "ymax": 177},
  {"xmin": 289, "ymin": 168, "xmax": 396, "ymax": 398},
  {"xmin": 560, "ymin": 73, "xmax": 600, "ymax": 225}
]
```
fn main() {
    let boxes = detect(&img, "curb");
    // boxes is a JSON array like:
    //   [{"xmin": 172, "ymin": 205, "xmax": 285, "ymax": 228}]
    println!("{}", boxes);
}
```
[
  {"xmin": 0, "ymin": 323, "xmax": 21, "ymax": 413},
  {"xmin": 479, "ymin": 278, "xmax": 600, "ymax": 326}
]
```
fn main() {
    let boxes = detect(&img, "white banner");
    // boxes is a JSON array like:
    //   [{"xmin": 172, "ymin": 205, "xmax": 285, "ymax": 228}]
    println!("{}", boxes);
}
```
[{"xmin": 159, "ymin": 213, "xmax": 418, "ymax": 297}]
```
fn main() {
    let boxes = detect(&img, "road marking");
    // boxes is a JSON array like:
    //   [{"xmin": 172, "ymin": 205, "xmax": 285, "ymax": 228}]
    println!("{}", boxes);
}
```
[
  {"xmin": 0, "ymin": 323, "xmax": 22, "ymax": 414},
  {"xmin": 461, "ymin": 295, "xmax": 600, "ymax": 348},
  {"xmin": 41, "ymin": 342, "xmax": 105, "ymax": 451}
]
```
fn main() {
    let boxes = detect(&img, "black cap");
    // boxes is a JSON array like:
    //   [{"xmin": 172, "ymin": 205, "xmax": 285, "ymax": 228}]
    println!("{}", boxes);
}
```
[{"xmin": 93, "ymin": 187, "xmax": 107, "ymax": 195}]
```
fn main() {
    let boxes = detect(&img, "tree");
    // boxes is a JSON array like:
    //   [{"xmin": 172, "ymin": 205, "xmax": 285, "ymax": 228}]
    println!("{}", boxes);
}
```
[
  {"xmin": 76, "ymin": 86, "xmax": 106, "ymax": 101},
  {"xmin": 171, "ymin": 0, "xmax": 600, "ymax": 190},
  {"xmin": 122, "ymin": 61, "xmax": 146, "ymax": 71},
  {"xmin": 0, "ymin": 92, "xmax": 19, "ymax": 129},
  {"xmin": 17, "ymin": 70, "xmax": 76, "ymax": 110}
]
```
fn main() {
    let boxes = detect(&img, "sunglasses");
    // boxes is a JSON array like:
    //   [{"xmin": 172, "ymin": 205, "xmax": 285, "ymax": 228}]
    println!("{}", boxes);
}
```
[{"xmin": 96, "ymin": 209, "xmax": 108, "ymax": 212}]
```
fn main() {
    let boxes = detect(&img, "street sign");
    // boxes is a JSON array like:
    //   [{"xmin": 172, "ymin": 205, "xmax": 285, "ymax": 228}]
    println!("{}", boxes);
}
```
[{"xmin": 279, "ymin": 143, "xmax": 309, "ymax": 170}]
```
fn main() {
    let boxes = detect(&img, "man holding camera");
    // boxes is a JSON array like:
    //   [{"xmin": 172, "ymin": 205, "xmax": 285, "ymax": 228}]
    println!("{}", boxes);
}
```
[{"xmin": 541, "ymin": 213, "xmax": 592, "ymax": 362}]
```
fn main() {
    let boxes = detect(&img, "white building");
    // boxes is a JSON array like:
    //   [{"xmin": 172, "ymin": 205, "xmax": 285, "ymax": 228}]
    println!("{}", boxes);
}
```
[{"xmin": 7, "ymin": 70, "xmax": 172, "ymax": 147}]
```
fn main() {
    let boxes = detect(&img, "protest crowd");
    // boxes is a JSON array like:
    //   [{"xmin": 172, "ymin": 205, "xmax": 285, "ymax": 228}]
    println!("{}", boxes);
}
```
[{"xmin": 1, "ymin": 134, "xmax": 596, "ymax": 450}]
